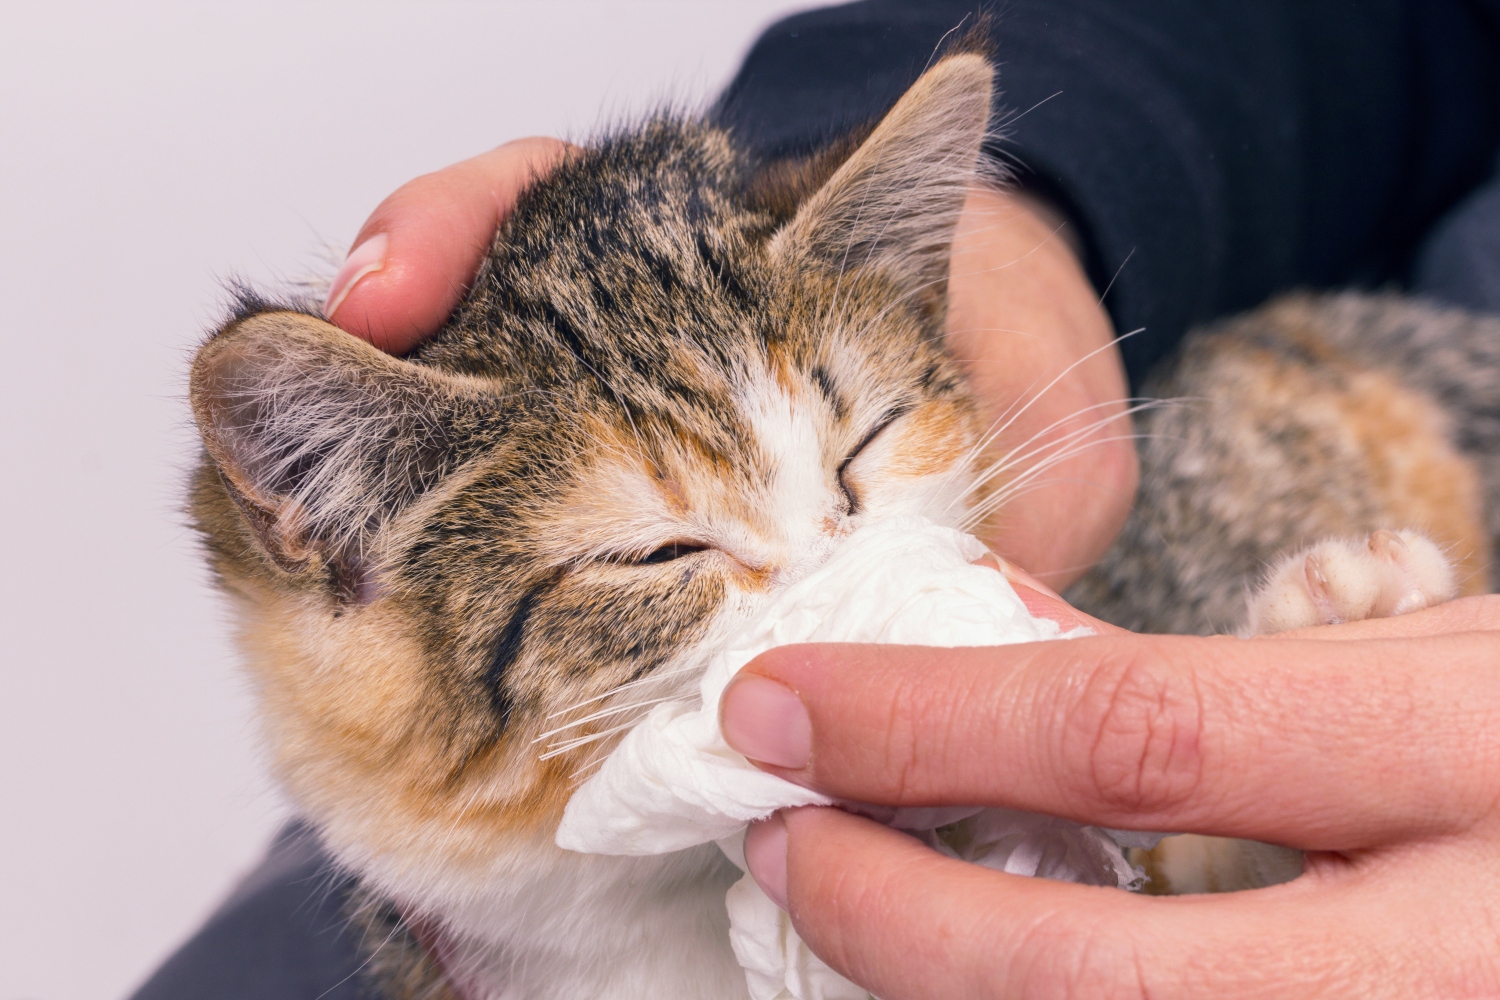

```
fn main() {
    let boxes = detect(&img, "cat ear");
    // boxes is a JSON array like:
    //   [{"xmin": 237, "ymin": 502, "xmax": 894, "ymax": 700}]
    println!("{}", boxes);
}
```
[
  {"xmin": 190, "ymin": 309, "xmax": 495, "ymax": 598},
  {"xmin": 772, "ymin": 52, "xmax": 994, "ymax": 295}
]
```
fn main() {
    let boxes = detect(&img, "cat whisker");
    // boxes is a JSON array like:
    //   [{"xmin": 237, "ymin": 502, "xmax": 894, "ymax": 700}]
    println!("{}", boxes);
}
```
[
  {"xmin": 959, "ymin": 432, "xmax": 1155, "ymax": 530},
  {"xmin": 539, "ymin": 718, "xmax": 645, "ymax": 761},
  {"xmin": 930, "ymin": 349, "xmax": 1150, "ymax": 511},
  {"xmin": 960, "ymin": 392, "xmax": 1154, "ymax": 471},
  {"xmin": 948, "ymin": 391, "xmax": 1182, "ymax": 516},
  {"xmin": 957, "ymin": 400, "xmax": 1146, "ymax": 487},
  {"xmin": 973, "ymin": 431, "xmax": 1156, "ymax": 508},
  {"xmin": 532, "ymin": 696, "xmax": 676, "ymax": 744},
  {"xmin": 1095, "ymin": 248, "xmax": 1135, "ymax": 307},
  {"xmin": 941, "ymin": 401, "xmax": 1147, "ymax": 520},
  {"xmin": 567, "ymin": 752, "xmax": 612, "ymax": 786},
  {"xmin": 954, "ymin": 400, "xmax": 1169, "ymax": 506},
  {"xmin": 538, "ymin": 665, "xmax": 711, "ymax": 762},
  {"xmin": 963, "ymin": 327, "xmax": 1149, "ymax": 461},
  {"xmin": 962, "ymin": 432, "xmax": 1153, "ymax": 523},
  {"xmin": 544, "ymin": 662, "xmax": 700, "ymax": 721},
  {"xmin": 565, "ymin": 692, "xmax": 687, "ymax": 781}
]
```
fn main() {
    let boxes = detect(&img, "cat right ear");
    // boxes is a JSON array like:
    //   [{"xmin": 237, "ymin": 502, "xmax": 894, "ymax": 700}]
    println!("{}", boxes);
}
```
[
  {"xmin": 190, "ymin": 309, "xmax": 496, "ymax": 599},
  {"xmin": 771, "ymin": 52, "xmax": 995, "ymax": 298}
]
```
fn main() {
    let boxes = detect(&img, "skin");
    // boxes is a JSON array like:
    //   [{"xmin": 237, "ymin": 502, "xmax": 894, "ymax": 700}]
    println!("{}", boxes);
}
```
[
  {"xmin": 327, "ymin": 137, "xmax": 576, "ymax": 355},
  {"xmin": 327, "ymin": 139, "xmax": 1500, "ymax": 996},
  {"xmin": 726, "ymin": 589, "xmax": 1500, "ymax": 998},
  {"xmin": 943, "ymin": 185, "xmax": 1133, "ymax": 587}
]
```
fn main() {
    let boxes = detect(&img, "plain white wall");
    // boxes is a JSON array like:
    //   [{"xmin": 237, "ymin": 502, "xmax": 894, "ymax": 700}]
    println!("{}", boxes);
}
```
[{"xmin": 0, "ymin": 4, "xmax": 809, "ymax": 997}]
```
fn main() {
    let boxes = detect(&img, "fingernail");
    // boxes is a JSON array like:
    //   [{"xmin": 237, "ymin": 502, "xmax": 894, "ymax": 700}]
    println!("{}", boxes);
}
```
[
  {"xmin": 720, "ymin": 675, "xmax": 812, "ymax": 770},
  {"xmin": 743, "ymin": 813, "xmax": 789, "ymax": 910},
  {"xmin": 323, "ymin": 233, "xmax": 388, "ymax": 319}
]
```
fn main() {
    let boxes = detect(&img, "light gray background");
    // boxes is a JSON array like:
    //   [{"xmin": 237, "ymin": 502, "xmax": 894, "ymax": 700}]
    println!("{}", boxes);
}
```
[{"xmin": 0, "ymin": 4, "xmax": 808, "ymax": 997}]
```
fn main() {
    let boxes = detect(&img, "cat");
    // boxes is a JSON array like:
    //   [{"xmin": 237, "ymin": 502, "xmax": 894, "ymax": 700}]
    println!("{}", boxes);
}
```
[{"xmin": 187, "ymin": 46, "xmax": 1499, "ymax": 998}]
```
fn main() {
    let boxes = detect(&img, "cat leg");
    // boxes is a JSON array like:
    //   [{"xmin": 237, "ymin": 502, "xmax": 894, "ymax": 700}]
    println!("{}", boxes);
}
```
[{"xmin": 1244, "ymin": 528, "xmax": 1459, "ymax": 635}]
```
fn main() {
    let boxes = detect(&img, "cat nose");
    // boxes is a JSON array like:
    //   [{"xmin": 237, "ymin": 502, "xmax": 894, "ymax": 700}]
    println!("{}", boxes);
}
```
[{"xmin": 766, "ymin": 534, "xmax": 842, "ymax": 589}]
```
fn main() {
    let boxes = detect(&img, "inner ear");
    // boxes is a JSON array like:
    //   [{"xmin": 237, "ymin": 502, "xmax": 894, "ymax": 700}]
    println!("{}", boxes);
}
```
[
  {"xmin": 191, "ymin": 308, "xmax": 501, "ymax": 598},
  {"xmin": 771, "ymin": 52, "xmax": 995, "ymax": 298}
]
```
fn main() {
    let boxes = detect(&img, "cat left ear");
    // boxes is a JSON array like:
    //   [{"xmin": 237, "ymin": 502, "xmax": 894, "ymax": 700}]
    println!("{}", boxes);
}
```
[
  {"xmin": 772, "ymin": 52, "xmax": 995, "ymax": 297},
  {"xmin": 191, "ymin": 309, "xmax": 497, "ymax": 600}
]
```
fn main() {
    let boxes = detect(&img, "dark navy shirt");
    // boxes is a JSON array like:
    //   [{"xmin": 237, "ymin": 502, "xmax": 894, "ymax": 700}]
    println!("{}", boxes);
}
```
[
  {"xmin": 716, "ymin": 0, "xmax": 1500, "ymax": 385},
  {"xmin": 128, "ymin": 823, "xmax": 378, "ymax": 1000}
]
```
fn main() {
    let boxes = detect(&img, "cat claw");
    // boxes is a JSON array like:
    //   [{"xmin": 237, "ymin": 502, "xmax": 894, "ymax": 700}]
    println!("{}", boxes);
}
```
[
  {"xmin": 1245, "ymin": 529, "xmax": 1458, "ymax": 635},
  {"xmin": 1367, "ymin": 528, "xmax": 1407, "ymax": 559},
  {"xmin": 1300, "ymin": 552, "xmax": 1341, "ymax": 623}
]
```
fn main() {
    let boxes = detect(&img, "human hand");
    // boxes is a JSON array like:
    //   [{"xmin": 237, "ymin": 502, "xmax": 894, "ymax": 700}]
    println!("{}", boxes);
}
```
[
  {"xmin": 325, "ymin": 147, "xmax": 1132, "ymax": 585},
  {"xmin": 946, "ymin": 188, "xmax": 1134, "ymax": 590},
  {"xmin": 321, "ymin": 136, "xmax": 575, "ymax": 354},
  {"xmin": 721, "ymin": 591, "xmax": 1500, "ymax": 998}
]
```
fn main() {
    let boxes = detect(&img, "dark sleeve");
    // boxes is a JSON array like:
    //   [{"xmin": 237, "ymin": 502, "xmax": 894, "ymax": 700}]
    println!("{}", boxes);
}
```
[
  {"xmin": 715, "ymin": 0, "xmax": 1500, "ymax": 385},
  {"xmin": 126, "ymin": 822, "xmax": 379, "ymax": 1000}
]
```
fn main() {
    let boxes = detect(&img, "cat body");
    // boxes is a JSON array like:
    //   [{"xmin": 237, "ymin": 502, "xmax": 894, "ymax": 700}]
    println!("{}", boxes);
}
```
[
  {"xmin": 1073, "ymin": 292, "xmax": 1497, "ymax": 637},
  {"xmin": 188, "ymin": 49, "xmax": 1498, "ymax": 998}
]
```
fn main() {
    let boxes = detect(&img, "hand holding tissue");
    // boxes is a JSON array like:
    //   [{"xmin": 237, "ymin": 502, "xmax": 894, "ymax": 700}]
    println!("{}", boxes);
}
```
[{"xmin": 556, "ymin": 517, "xmax": 1152, "ymax": 1000}]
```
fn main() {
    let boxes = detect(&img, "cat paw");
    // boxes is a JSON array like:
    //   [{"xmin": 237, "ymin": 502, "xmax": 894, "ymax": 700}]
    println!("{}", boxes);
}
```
[{"xmin": 1244, "ymin": 529, "xmax": 1458, "ymax": 635}]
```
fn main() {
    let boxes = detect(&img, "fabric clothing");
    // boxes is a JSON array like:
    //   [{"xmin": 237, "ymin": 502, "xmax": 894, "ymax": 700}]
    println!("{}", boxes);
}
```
[
  {"xmin": 132, "ymin": 4, "xmax": 1500, "ymax": 997},
  {"xmin": 715, "ymin": 0, "xmax": 1500, "ymax": 384},
  {"xmin": 127, "ymin": 822, "xmax": 377, "ymax": 1000},
  {"xmin": 1415, "ymin": 160, "xmax": 1500, "ymax": 313}
]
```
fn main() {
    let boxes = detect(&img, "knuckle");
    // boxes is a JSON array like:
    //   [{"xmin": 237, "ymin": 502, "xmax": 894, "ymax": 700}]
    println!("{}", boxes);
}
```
[
  {"xmin": 882, "ymin": 663, "xmax": 969, "ymax": 803},
  {"xmin": 1064, "ymin": 640, "xmax": 1208, "ymax": 817}
]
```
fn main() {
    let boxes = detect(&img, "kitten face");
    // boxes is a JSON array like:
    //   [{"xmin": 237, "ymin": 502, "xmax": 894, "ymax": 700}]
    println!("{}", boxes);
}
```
[{"xmin": 190, "ymin": 55, "xmax": 994, "ymax": 886}]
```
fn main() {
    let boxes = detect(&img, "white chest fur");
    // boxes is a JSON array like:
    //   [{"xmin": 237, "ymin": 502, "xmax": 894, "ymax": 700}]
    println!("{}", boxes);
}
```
[{"xmin": 346, "ymin": 837, "xmax": 749, "ymax": 1000}]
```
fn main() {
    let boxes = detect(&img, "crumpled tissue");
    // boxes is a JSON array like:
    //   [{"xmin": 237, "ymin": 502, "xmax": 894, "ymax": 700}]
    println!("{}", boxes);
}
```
[{"xmin": 556, "ymin": 516, "xmax": 1152, "ymax": 1000}]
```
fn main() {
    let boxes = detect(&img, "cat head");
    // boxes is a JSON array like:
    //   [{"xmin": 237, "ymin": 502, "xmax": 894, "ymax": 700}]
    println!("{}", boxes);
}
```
[{"xmin": 189, "ymin": 54, "xmax": 995, "ymax": 889}]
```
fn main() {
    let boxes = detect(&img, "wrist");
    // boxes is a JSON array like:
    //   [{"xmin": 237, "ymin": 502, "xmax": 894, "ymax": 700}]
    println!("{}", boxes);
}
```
[{"xmin": 945, "ymin": 185, "xmax": 1136, "ymax": 588}]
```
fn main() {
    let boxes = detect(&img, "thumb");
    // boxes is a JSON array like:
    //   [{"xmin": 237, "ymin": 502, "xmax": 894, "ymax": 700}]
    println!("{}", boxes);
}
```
[{"xmin": 323, "ymin": 136, "xmax": 576, "ymax": 354}]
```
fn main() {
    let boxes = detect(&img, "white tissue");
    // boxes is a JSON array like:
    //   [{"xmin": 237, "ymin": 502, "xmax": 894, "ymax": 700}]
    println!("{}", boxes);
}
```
[{"xmin": 556, "ymin": 517, "xmax": 1146, "ymax": 1000}]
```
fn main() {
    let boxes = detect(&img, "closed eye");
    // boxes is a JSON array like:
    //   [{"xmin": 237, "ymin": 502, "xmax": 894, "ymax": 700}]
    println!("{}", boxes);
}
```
[
  {"xmin": 837, "ymin": 409, "xmax": 904, "ymax": 513},
  {"xmin": 634, "ymin": 541, "xmax": 711, "ymax": 565}
]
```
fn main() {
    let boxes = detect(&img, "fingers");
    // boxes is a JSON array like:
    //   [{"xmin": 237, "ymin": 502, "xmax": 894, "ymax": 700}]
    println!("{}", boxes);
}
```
[
  {"xmin": 1273, "ymin": 594, "xmax": 1500, "ymax": 641},
  {"xmin": 722, "ymin": 630, "xmax": 1500, "ymax": 847},
  {"xmin": 748, "ymin": 806, "xmax": 1480, "ymax": 1000},
  {"xmin": 324, "ymin": 136, "xmax": 576, "ymax": 354},
  {"xmin": 1004, "ymin": 580, "xmax": 1128, "ymax": 636},
  {"xmin": 974, "ymin": 552, "xmax": 1128, "ymax": 635}
]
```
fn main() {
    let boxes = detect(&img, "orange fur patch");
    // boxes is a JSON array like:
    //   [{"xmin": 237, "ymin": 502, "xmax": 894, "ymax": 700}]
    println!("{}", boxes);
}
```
[
  {"xmin": 234, "ymin": 575, "xmax": 579, "ymax": 861},
  {"xmin": 881, "ymin": 399, "xmax": 972, "ymax": 479},
  {"xmin": 1261, "ymin": 312, "xmax": 1490, "ymax": 595},
  {"xmin": 1335, "ymin": 369, "xmax": 1488, "ymax": 595}
]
